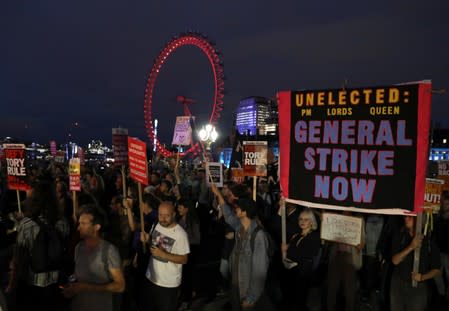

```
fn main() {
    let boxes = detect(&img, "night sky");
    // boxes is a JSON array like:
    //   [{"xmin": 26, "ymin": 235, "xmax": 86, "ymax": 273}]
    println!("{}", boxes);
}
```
[{"xmin": 2, "ymin": 0, "xmax": 448, "ymax": 146}]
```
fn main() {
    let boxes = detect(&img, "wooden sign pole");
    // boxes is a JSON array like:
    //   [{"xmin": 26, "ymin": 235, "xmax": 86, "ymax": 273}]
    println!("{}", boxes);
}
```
[
  {"xmin": 280, "ymin": 198, "xmax": 287, "ymax": 258},
  {"xmin": 412, "ymin": 212, "xmax": 423, "ymax": 288},
  {"xmin": 16, "ymin": 190, "xmax": 21, "ymax": 214},
  {"xmin": 121, "ymin": 165, "xmax": 127, "ymax": 198},
  {"xmin": 252, "ymin": 176, "xmax": 257, "ymax": 201},
  {"xmin": 138, "ymin": 183, "xmax": 146, "ymax": 253},
  {"xmin": 72, "ymin": 191, "xmax": 77, "ymax": 223}
]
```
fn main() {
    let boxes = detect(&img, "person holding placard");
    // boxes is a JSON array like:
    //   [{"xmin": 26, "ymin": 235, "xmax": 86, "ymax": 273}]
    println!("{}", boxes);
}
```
[
  {"xmin": 211, "ymin": 184, "xmax": 273, "ymax": 311},
  {"xmin": 7, "ymin": 177, "xmax": 65, "ymax": 311},
  {"xmin": 326, "ymin": 213, "xmax": 364, "ymax": 311},
  {"xmin": 390, "ymin": 216, "xmax": 441, "ymax": 311},
  {"xmin": 435, "ymin": 195, "xmax": 449, "ymax": 300},
  {"xmin": 176, "ymin": 198, "xmax": 200, "ymax": 311},
  {"xmin": 280, "ymin": 209, "xmax": 321, "ymax": 311}
]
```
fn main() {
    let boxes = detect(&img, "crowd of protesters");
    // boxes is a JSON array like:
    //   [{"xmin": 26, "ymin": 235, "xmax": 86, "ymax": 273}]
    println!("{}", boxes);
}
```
[{"xmin": 0, "ymin": 155, "xmax": 449, "ymax": 311}]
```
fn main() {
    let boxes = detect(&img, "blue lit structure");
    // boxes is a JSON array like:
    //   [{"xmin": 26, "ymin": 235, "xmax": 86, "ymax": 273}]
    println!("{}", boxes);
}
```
[
  {"xmin": 429, "ymin": 129, "xmax": 449, "ymax": 161},
  {"xmin": 218, "ymin": 147, "xmax": 232, "ymax": 168},
  {"xmin": 235, "ymin": 96, "xmax": 277, "ymax": 136},
  {"xmin": 236, "ymin": 98, "xmax": 258, "ymax": 135},
  {"xmin": 430, "ymin": 148, "xmax": 449, "ymax": 161}
]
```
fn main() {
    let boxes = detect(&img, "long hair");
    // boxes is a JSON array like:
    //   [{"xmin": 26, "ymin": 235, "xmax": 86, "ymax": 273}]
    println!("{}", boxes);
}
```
[
  {"xmin": 26, "ymin": 173, "xmax": 59, "ymax": 225},
  {"xmin": 176, "ymin": 197, "xmax": 198, "ymax": 229}
]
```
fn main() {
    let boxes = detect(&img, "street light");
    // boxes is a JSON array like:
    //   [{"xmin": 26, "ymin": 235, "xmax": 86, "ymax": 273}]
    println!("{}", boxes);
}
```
[{"xmin": 198, "ymin": 124, "xmax": 218, "ymax": 150}]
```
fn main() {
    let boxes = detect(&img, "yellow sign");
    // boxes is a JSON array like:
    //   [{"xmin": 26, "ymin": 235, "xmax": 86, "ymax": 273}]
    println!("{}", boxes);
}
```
[
  {"xmin": 69, "ymin": 158, "xmax": 81, "ymax": 175},
  {"xmin": 424, "ymin": 178, "xmax": 444, "ymax": 212}
]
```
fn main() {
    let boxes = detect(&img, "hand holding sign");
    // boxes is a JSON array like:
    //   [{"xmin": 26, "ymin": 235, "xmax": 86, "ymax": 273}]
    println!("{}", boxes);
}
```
[{"xmin": 320, "ymin": 213, "xmax": 363, "ymax": 246}]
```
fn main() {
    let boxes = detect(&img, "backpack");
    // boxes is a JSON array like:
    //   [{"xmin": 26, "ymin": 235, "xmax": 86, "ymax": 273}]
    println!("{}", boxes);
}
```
[
  {"xmin": 101, "ymin": 241, "xmax": 122, "ymax": 311},
  {"xmin": 30, "ymin": 219, "xmax": 64, "ymax": 273},
  {"xmin": 250, "ymin": 226, "xmax": 276, "ymax": 260}
]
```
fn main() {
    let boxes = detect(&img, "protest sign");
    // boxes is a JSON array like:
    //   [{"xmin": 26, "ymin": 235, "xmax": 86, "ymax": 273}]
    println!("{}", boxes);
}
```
[
  {"xmin": 320, "ymin": 213, "xmax": 363, "ymax": 246},
  {"xmin": 55, "ymin": 151, "xmax": 66, "ymax": 163},
  {"xmin": 49, "ymin": 141, "xmax": 57, "ymax": 156},
  {"xmin": 112, "ymin": 128, "xmax": 128, "ymax": 166},
  {"xmin": 206, "ymin": 162, "xmax": 223, "ymax": 187},
  {"xmin": 424, "ymin": 178, "xmax": 444, "ymax": 212},
  {"xmin": 128, "ymin": 137, "xmax": 148, "ymax": 185},
  {"xmin": 231, "ymin": 168, "xmax": 245, "ymax": 184},
  {"xmin": 278, "ymin": 81, "xmax": 432, "ymax": 214},
  {"xmin": 243, "ymin": 141, "xmax": 268, "ymax": 177},
  {"xmin": 172, "ymin": 116, "xmax": 193, "ymax": 146},
  {"xmin": 69, "ymin": 158, "xmax": 81, "ymax": 192},
  {"xmin": 3, "ymin": 144, "xmax": 30, "ymax": 191}
]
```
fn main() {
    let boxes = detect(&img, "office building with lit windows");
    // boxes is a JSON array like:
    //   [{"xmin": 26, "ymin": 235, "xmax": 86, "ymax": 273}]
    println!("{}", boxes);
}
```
[
  {"xmin": 430, "ymin": 128, "xmax": 449, "ymax": 161},
  {"xmin": 235, "ymin": 96, "xmax": 278, "ymax": 136}
]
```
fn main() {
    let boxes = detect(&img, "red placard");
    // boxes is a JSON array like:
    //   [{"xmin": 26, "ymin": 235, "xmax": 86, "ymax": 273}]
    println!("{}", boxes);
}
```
[
  {"xmin": 128, "ymin": 137, "xmax": 148, "ymax": 185},
  {"xmin": 3, "ymin": 144, "xmax": 30, "ymax": 191},
  {"xmin": 50, "ymin": 141, "xmax": 57, "ymax": 156},
  {"xmin": 243, "ymin": 141, "xmax": 268, "ymax": 177},
  {"xmin": 112, "ymin": 128, "xmax": 128, "ymax": 166}
]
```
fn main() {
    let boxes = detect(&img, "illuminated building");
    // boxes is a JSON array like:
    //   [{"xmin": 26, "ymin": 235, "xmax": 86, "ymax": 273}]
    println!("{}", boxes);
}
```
[{"xmin": 235, "ymin": 96, "xmax": 277, "ymax": 136}]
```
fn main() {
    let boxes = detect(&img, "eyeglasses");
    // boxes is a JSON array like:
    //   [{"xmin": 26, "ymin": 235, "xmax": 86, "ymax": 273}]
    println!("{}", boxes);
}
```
[{"xmin": 299, "ymin": 218, "xmax": 311, "ymax": 222}]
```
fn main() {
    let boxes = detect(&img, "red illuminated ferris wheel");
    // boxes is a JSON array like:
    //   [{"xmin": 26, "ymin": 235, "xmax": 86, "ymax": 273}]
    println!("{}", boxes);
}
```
[{"xmin": 143, "ymin": 32, "xmax": 225, "ymax": 158}]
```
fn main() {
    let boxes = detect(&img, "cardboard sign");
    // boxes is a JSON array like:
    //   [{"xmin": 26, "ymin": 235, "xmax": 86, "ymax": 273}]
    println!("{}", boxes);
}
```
[
  {"xmin": 69, "ymin": 158, "xmax": 81, "ymax": 192},
  {"xmin": 128, "ymin": 137, "xmax": 148, "ymax": 185},
  {"xmin": 278, "ymin": 82, "xmax": 432, "ymax": 214},
  {"xmin": 231, "ymin": 168, "xmax": 245, "ymax": 184},
  {"xmin": 55, "ymin": 151, "xmax": 66, "ymax": 163},
  {"xmin": 424, "ymin": 178, "xmax": 444, "ymax": 212},
  {"xmin": 320, "ymin": 213, "xmax": 363, "ymax": 246},
  {"xmin": 243, "ymin": 141, "xmax": 267, "ymax": 177},
  {"xmin": 112, "ymin": 128, "xmax": 129, "ymax": 166},
  {"xmin": 172, "ymin": 116, "xmax": 193, "ymax": 146},
  {"xmin": 49, "ymin": 141, "xmax": 57, "ymax": 156},
  {"xmin": 206, "ymin": 162, "xmax": 223, "ymax": 187},
  {"xmin": 3, "ymin": 144, "xmax": 30, "ymax": 191}
]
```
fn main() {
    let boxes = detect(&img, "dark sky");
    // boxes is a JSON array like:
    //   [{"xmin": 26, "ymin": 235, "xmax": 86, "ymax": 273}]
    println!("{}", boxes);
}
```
[{"xmin": 2, "ymin": 0, "xmax": 449, "ymax": 146}]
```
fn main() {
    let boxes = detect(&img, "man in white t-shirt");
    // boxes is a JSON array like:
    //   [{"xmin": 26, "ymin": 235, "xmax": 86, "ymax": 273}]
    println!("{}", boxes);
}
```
[{"xmin": 141, "ymin": 201, "xmax": 190, "ymax": 311}]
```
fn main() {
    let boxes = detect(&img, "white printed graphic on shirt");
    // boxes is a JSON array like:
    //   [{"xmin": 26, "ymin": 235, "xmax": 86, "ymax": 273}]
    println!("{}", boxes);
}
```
[{"xmin": 151, "ymin": 230, "xmax": 176, "ymax": 262}]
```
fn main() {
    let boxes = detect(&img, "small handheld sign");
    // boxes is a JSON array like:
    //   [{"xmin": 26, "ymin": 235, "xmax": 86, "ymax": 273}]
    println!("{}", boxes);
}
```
[
  {"xmin": 69, "ymin": 158, "xmax": 81, "ymax": 221},
  {"xmin": 172, "ymin": 116, "xmax": 193, "ymax": 146},
  {"xmin": 3, "ymin": 144, "xmax": 30, "ymax": 214}
]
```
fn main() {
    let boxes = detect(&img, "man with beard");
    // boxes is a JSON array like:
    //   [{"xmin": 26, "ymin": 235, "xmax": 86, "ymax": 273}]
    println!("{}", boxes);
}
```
[
  {"xmin": 63, "ymin": 205, "xmax": 125, "ymax": 311},
  {"xmin": 140, "ymin": 201, "xmax": 190, "ymax": 311}
]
